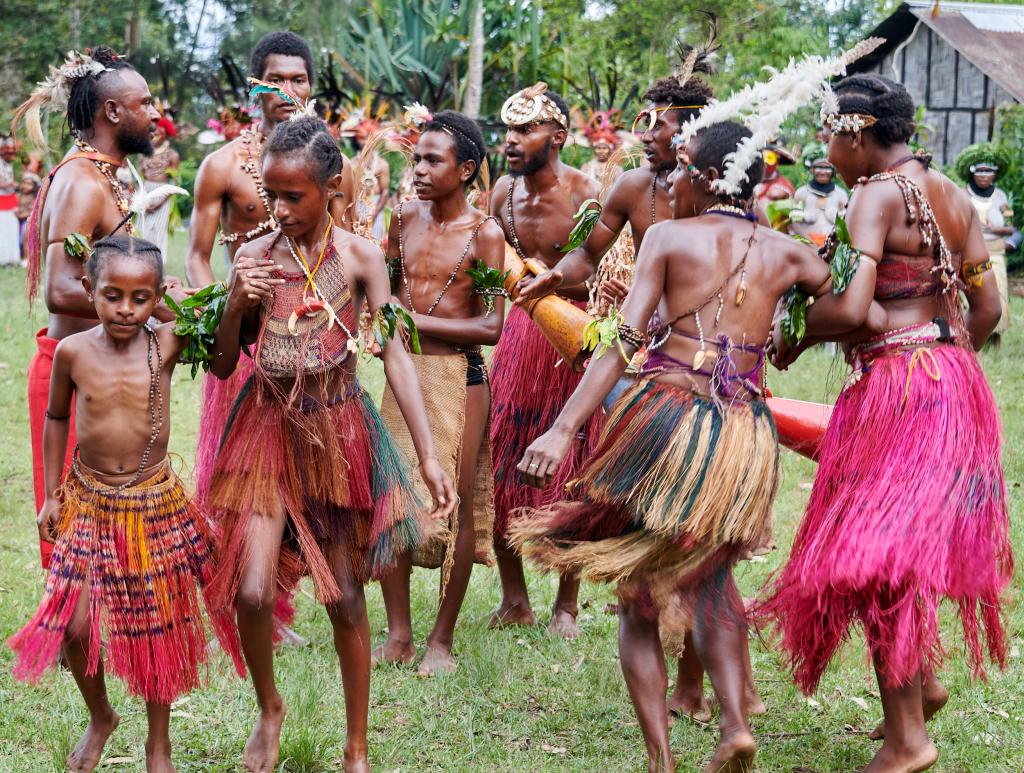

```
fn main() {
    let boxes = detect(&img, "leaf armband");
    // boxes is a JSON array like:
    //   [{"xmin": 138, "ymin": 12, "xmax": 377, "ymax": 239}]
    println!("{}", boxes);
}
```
[
  {"xmin": 165, "ymin": 282, "xmax": 229, "ymax": 378},
  {"xmin": 63, "ymin": 232, "xmax": 92, "ymax": 261},
  {"xmin": 560, "ymin": 199, "xmax": 602, "ymax": 253},
  {"xmin": 372, "ymin": 302, "xmax": 422, "ymax": 354},
  {"xmin": 465, "ymin": 259, "xmax": 511, "ymax": 315},
  {"xmin": 582, "ymin": 310, "xmax": 643, "ymax": 363},
  {"xmin": 779, "ymin": 287, "xmax": 811, "ymax": 348},
  {"xmin": 823, "ymin": 215, "xmax": 862, "ymax": 294}
]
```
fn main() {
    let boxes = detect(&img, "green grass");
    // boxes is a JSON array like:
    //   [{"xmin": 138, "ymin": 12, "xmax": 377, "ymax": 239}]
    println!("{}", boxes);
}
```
[{"xmin": 0, "ymin": 231, "xmax": 1020, "ymax": 771}]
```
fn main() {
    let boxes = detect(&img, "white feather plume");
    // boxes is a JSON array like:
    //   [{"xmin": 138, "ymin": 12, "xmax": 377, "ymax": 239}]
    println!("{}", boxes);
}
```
[
  {"xmin": 129, "ymin": 185, "xmax": 188, "ymax": 214},
  {"xmin": 678, "ymin": 37, "xmax": 885, "ymax": 196}
]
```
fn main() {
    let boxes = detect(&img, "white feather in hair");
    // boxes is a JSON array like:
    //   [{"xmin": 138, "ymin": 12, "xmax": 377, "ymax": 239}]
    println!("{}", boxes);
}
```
[{"xmin": 12, "ymin": 51, "xmax": 107, "ymax": 149}]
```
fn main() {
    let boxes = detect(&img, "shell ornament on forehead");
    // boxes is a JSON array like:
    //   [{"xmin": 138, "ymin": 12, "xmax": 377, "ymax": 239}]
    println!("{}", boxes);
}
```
[{"xmin": 500, "ymin": 82, "xmax": 568, "ymax": 129}]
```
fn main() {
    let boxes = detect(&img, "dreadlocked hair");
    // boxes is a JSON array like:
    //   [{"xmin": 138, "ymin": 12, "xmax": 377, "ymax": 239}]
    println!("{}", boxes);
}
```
[
  {"xmin": 423, "ymin": 110, "xmax": 486, "ymax": 185},
  {"xmin": 691, "ymin": 122, "xmax": 763, "ymax": 202},
  {"xmin": 643, "ymin": 76, "xmax": 714, "ymax": 125},
  {"xmin": 87, "ymin": 235, "xmax": 164, "ymax": 287},
  {"xmin": 266, "ymin": 116, "xmax": 343, "ymax": 184},
  {"xmin": 250, "ymin": 31, "xmax": 314, "ymax": 82},
  {"xmin": 67, "ymin": 47, "xmax": 135, "ymax": 137},
  {"xmin": 833, "ymin": 74, "xmax": 915, "ymax": 147}
]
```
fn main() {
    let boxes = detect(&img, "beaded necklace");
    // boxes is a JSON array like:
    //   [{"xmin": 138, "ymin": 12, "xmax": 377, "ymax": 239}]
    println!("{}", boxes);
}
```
[
  {"xmin": 72, "ymin": 324, "xmax": 163, "ymax": 492},
  {"xmin": 396, "ymin": 201, "xmax": 495, "ymax": 316},
  {"xmin": 74, "ymin": 138, "xmax": 135, "ymax": 236},
  {"xmin": 219, "ymin": 125, "xmax": 275, "ymax": 245}
]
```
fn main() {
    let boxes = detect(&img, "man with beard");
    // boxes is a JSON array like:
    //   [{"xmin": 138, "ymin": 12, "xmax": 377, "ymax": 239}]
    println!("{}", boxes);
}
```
[
  {"xmin": 185, "ymin": 32, "xmax": 355, "ymax": 512},
  {"xmin": 486, "ymin": 83, "xmax": 602, "ymax": 638},
  {"xmin": 14, "ymin": 46, "xmax": 174, "ymax": 569}
]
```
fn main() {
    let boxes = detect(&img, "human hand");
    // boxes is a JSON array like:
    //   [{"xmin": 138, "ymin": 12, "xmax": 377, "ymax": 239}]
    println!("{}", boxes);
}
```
[
  {"xmin": 228, "ymin": 256, "xmax": 284, "ymax": 312},
  {"xmin": 37, "ymin": 497, "xmax": 61, "ymax": 544},
  {"xmin": 517, "ymin": 426, "xmax": 574, "ymax": 488},
  {"xmin": 420, "ymin": 457, "xmax": 456, "ymax": 520},
  {"xmin": 599, "ymin": 278, "xmax": 630, "ymax": 308},
  {"xmin": 515, "ymin": 270, "xmax": 563, "ymax": 305},
  {"xmin": 768, "ymin": 324, "xmax": 799, "ymax": 370},
  {"xmin": 163, "ymin": 276, "xmax": 196, "ymax": 306}
]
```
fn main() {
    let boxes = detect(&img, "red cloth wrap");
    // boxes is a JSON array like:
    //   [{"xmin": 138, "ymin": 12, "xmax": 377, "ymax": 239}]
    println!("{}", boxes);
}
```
[{"xmin": 27, "ymin": 328, "xmax": 76, "ymax": 568}]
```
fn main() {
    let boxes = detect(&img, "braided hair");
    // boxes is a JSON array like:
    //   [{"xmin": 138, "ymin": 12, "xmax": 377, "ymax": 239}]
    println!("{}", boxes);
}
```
[
  {"xmin": 67, "ymin": 47, "xmax": 136, "ymax": 138},
  {"xmin": 833, "ymin": 74, "xmax": 915, "ymax": 147},
  {"xmin": 643, "ymin": 76, "xmax": 714, "ymax": 126},
  {"xmin": 266, "ymin": 117, "xmax": 344, "ymax": 184},
  {"xmin": 422, "ymin": 110, "xmax": 487, "ymax": 185},
  {"xmin": 690, "ymin": 122, "xmax": 764, "ymax": 202},
  {"xmin": 87, "ymin": 234, "xmax": 164, "ymax": 286}
]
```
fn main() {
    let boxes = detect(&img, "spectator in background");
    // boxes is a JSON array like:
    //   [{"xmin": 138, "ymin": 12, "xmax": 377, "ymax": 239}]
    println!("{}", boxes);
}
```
[{"xmin": 790, "ymin": 151, "xmax": 848, "ymax": 247}]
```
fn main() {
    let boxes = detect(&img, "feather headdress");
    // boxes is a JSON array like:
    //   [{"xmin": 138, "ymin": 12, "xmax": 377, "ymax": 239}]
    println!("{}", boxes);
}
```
[
  {"xmin": 673, "ymin": 12, "xmax": 720, "ymax": 90},
  {"xmin": 676, "ymin": 37, "xmax": 885, "ymax": 196},
  {"xmin": 12, "ymin": 51, "xmax": 108, "ymax": 149}
]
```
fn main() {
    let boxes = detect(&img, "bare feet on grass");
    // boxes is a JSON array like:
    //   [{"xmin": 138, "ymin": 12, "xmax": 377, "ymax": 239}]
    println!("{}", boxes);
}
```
[
  {"xmin": 487, "ymin": 602, "xmax": 536, "ymax": 628},
  {"xmin": 869, "ymin": 680, "xmax": 948, "ymax": 740},
  {"xmin": 745, "ymin": 683, "xmax": 767, "ymax": 716},
  {"xmin": 645, "ymin": 749, "xmax": 675, "ymax": 773},
  {"xmin": 145, "ymin": 739, "xmax": 175, "ymax": 773},
  {"xmin": 343, "ymin": 741, "xmax": 371, "ymax": 772},
  {"xmin": 417, "ymin": 643, "xmax": 457, "ymax": 676},
  {"xmin": 667, "ymin": 689, "xmax": 712, "ymax": 724},
  {"xmin": 370, "ymin": 637, "xmax": 415, "ymax": 667},
  {"xmin": 862, "ymin": 740, "xmax": 938, "ymax": 772},
  {"xmin": 243, "ymin": 701, "xmax": 285, "ymax": 773},
  {"xmin": 547, "ymin": 607, "xmax": 580, "ymax": 639},
  {"xmin": 703, "ymin": 729, "xmax": 756, "ymax": 773},
  {"xmin": 67, "ymin": 709, "xmax": 120, "ymax": 773}
]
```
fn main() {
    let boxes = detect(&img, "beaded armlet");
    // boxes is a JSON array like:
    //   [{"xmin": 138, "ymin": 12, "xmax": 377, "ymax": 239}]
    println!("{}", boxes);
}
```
[
  {"xmin": 583, "ymin": 310, "xmax": 645, "ymax": 363},
  {"xmin": 961, "ymin": 259, "xmax": 992, "ymax": 288},
  {"xmin": 561, "ymin": 199, "xmax": 602, "ymax": 253},
  {"xmin": 465, "ymin": 259, "xmax": 511, "ymax": 315}
]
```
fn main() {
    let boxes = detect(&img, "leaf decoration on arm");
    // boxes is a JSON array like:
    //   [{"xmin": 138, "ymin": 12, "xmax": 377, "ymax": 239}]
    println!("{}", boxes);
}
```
[
  {"xmin": 560, "ymin": 198, "xmax": 602, "ymax": 253},
  {"xmin": 164, "ymin": 282, "xmax": 229, "ymax": 379},
  {"xmin": 63, "ymin": 232, "xmax": 92, "ymax": 260},
  {"xmin": 372, "ymin": 302, "xmax": 422, "ymax": 354},
  {"xmin": 582, "ymin": 310, "xmax": 632, "ymax": 363},
  {"xmin": 465, "ymin": 259, "xmax": 511, "ymax": 315},
  {"xmin": 828, "ymin": 214, "xmax": 861, "ymax": 295},
  {"xmin": 779, "ymin": 287, "xmax": 811, "ymax": 348}
]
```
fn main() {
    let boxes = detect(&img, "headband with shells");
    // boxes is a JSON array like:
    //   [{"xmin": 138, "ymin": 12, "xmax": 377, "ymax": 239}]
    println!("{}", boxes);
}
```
[
  {"xmin": 822, "ymin": 111, "xmax": 878, "ymax": 135},
  {"xmin": 501, "ymin": 82, "xmax": 568, "ymax": 129}
]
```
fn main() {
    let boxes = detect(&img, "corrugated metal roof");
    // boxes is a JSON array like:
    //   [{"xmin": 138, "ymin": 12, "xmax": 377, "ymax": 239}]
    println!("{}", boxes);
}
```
[{"xmin": 851, "ymin": 1, "xmax": 1024, "ymax": 102}]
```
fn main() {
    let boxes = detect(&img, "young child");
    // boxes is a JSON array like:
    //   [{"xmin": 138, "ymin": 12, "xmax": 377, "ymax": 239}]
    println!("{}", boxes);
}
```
[
  {"xmin": 8, "ymin": 235, "xmax": 243, "ymax": 773},
  {"xmin": 373, "ymin": 109, "xmax": 505, "ymax": 675},
  {"xmin": 207, "ymin": 116, "xmax": 455, "ymax": 773}
]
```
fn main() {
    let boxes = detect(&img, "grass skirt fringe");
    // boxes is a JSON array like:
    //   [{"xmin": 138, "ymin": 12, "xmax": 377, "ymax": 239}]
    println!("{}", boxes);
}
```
[
  {"xmin": 206, "ymin": 379, "xmax": 437, "ymax": 619},
  {"xmin": 7, "ymin": 461, "xmax": 243, "ymax": 704},
  {"xmin": 193, "ymin": 355, "xmax": 253, "ymax": 507},
  {"xmin": 510, "ymin": 380, "xmax": 779, "ymax": 648},
  {"xmin": 490, "ymin": 305, "xmax": 603, "ymax": 539},
  {"xmin": 758, "ymin": 344, "xmax": 1012, "ymax": 693}
]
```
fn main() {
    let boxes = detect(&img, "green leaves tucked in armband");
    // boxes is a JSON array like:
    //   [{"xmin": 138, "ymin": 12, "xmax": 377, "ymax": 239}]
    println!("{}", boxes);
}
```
[
  {"xmin": 465, "ymin": 259, "xmax": 511, "ymax": 315},
  {"xmin": 165, "ymin": 282, "xmax": 228, "ymax": 379},
  {"xmin": 827, "ymin": 215, "xmax": 862, "ymax": 295},
  {"xmin": 583, "ymin": 310, "xmax": 639, "ymax": 363},
  {"xmin": 63, "ymin": 232, "xmax": 92, "ymax": 261},
  {"xmin": 780, "ymin": 287, "xmax": 811, "ymax": 348},
  {"xmin": 560, "ymin": 199, "xmax": 602, "ymax": 253},
  {"xmin": 373, "ymin": 302, "xmax": 422, "ymax": 354}
]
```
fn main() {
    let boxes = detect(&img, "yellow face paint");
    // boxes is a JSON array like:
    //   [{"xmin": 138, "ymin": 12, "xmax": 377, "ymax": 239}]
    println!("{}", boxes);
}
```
[{"xmin": 763, "ymin": 150, "xmax": 779, "ymax": 167}]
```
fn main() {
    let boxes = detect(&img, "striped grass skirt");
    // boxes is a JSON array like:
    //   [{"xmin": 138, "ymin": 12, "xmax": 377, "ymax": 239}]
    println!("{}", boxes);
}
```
[
  {"xmin": 8, "ymin": 460, "xmax": 242, "ymax": 703},
  {"xmin": 510, "ymin": 379, "xmax": 779, "ymax": 648}
]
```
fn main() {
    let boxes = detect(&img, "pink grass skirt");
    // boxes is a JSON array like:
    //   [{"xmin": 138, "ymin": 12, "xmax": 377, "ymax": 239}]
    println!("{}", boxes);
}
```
[
  {"xmin": 489, "ymin": 305, "xmax": 604, "ymax": 539},
  {"xmin": 759, "ymin": 342, "xmax": 1012, "ymax": 692}
]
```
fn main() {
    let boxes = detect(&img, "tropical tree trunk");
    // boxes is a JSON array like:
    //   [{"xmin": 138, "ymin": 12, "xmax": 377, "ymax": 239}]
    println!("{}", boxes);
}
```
[{"xmin": 463, "ymin": 0, "xmax": 484, "ymax": 118}]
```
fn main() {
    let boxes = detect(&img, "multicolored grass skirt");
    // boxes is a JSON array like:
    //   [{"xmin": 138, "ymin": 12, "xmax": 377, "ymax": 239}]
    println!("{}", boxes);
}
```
[
  {"xmin": 8, "ymin": 460, "xmax": 243, "ymax": 704},
  {"xmin": 490, "ymin": 305, "xmax": 604, "ymax": 540},
  {"xmin": 510, "ymin": 380, "xmax": 779, "ymax": 650},
  {"xmin": 206, "ymin": 378, "xmax": 438, "ymax": 620},
  {"xmin": 759, "ymin": 342, "xmax": 1012, "ymax": 692}
]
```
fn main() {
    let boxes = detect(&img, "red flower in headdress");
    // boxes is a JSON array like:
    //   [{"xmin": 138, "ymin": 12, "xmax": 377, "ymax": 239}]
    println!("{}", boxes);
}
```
[{"xmin": 156, "ymin": 116, "xmax": 177, "ymax": 138}]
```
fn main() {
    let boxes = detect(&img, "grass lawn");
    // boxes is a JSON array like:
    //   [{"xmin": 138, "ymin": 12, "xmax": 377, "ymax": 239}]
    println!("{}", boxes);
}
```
[{"xmin": 0, "ymin": 231, "xmax": 1020, "ymax": 772}]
